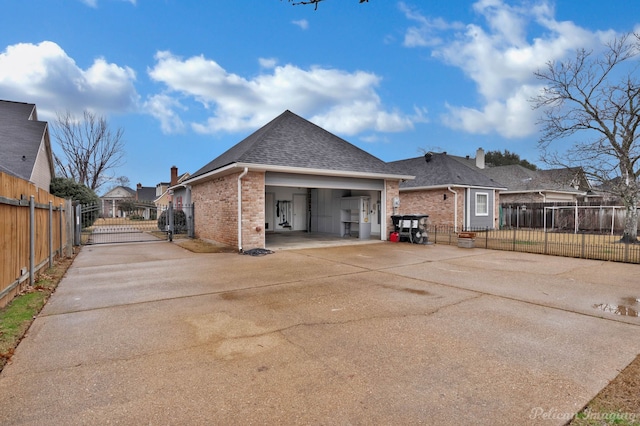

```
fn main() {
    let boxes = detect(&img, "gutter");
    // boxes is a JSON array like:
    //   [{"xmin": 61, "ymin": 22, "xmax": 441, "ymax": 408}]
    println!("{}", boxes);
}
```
[
  {"xmin": 182, "ymin": 162, "xmax": 415, "ymax": 186},
  {"xmin": 447, "ymin": 187, "xmax": 458, "ymax": 232},
  {"xmin": 237, "ymin": 167, "xmax": 249, "ymax": 252}
]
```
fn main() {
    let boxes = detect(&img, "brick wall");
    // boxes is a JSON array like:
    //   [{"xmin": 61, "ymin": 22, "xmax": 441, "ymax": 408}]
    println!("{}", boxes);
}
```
[
  {"xmin": 240, "ymin": 171, "xmax": 265, "ymax": 249},
  {"xmin": 384, "ymin": 180, "xmax": 400, "ymax": 238},
  {"xmin": 400, "ymin": 188, "xmax": 464, "ymax": 230},
  {"xmin": 192, "ymin": 173, "xmax": 238, "ymax": 247},
  {"xmin": 191, "ymin": 170, "xmax": 266, "ymax": 250}
]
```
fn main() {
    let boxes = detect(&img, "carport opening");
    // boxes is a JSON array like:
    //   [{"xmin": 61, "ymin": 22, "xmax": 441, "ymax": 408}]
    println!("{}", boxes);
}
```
[{"xmin": 264, "ymin": 186, "xmax": 382, "ymax": 249}]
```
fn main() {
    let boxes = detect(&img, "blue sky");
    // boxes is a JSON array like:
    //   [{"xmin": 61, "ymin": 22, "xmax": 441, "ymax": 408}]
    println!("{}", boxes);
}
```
[{"xmin": 1, "ymin": 0, "xmax": 638, "ymax": 193}]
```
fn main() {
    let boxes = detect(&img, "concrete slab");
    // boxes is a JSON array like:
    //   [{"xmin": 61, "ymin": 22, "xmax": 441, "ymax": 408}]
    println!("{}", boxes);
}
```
[{"xmin": 1, "ymin": 241, "xmax": 638, "ymax": 425}]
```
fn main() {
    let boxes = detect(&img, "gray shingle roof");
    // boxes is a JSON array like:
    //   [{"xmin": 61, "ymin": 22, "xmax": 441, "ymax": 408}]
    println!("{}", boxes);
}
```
[
  {"xmin": 0, "ymin": 100, "xmax": 48, "ymax": 181},
  {"xmin": 389, "ymin": 153, "xmax": 504, "ymax": 189},
  {"xmin": 191, "ymin": 110, "xmax": 405, "ymax": 179},
  {"xmin": 479, "ymin": 164, "xmax": 585, "ymax": 193},
  {"xmin": 136, "ymin": 186, "xmax": 156, "ymax": 202}
]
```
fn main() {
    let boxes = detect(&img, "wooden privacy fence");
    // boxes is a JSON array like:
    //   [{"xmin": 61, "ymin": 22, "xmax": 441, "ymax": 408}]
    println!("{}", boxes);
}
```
[
  {"xmin": 0, "ymin": 172, "xmax": 74, "ymax": 308},
  {"xmin": 500, "ymin": 202, "xmax": 639, "ymax": 234}
]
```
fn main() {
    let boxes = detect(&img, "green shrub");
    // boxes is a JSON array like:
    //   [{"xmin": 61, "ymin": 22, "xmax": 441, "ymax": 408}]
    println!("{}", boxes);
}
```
[{"xmin": 157, "ymin": 209, "xmax": 188, "ymax": 233}]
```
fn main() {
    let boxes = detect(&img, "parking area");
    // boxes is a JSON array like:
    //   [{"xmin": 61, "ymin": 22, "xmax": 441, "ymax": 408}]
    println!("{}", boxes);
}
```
[{"xmin": 0, "ymin": 241, "xmax": 638, "ymax": 425}]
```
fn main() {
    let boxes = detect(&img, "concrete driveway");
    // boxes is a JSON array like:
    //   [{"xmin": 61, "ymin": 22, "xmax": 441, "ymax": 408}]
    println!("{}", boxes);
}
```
[{"xmin": 1, "ymin": 241, "xmax": 639, "ymax": 425}]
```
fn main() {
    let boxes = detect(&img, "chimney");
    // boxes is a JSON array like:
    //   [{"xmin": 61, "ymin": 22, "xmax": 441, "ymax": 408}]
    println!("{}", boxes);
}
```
[
  {"xmin": 476, "ymin": 147, "xmax": 485, "ymax": 169},
  {"xmin": 170, "ymin": 166, "xmax": 178, "ymax": 187},
  {"xmin": 136, "ymin": 183, "xmax": 142, "ymax": 190}
]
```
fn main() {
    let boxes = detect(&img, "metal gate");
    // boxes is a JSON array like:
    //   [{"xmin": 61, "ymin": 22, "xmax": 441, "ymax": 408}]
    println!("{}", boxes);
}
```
[{"xmin": 75, "ymin": 202, "xmax": 194, "ymax": 245}]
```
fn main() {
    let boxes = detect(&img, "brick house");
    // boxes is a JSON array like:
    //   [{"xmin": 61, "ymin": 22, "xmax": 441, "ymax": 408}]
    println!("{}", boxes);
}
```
[
  {"xmin": 155, "ymin": 166, "xmax": 191, "ymax": 208},
  {"xmin": 182, "ymin": 110, "xmax": 413, "ymax": 251},
  {"xmin": 389, "ymin": 150, "xmax": 506, "ymax": 231}
]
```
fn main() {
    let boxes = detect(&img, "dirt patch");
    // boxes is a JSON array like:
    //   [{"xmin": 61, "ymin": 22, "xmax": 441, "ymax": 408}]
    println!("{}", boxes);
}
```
[
  {"xmin": 570, "ymin": 353, "xmax": 640, "ymax": 425},
  {"xmin": 175, "ymin": 239, "xmax": 237, "ymax": 254}
]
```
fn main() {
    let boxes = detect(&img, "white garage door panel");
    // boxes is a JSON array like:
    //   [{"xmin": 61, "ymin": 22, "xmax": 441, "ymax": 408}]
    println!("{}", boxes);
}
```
[{"xmin": 265, "ymin": 172, "xmax": 384, "ymax": 190}]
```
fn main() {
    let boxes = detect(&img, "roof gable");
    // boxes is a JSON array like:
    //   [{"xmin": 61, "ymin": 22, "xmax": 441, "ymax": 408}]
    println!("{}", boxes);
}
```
[
  {"xmin": 102, "ymin": 186, "xmax": 136, "ymax": 198},
  {"xmin": 0, "ymin": 100, "xmax": 51, "ymax": 184},
  {"xmin": 389, "ymin": 153, "xmax": 503, "ymax": 189},
  {"xmin": 191, "ymin": 110, "xmax": 402, "ymax": 179}
]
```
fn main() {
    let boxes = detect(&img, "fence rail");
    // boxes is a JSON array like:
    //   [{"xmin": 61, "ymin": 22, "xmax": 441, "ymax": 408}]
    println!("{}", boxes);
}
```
[
  {"xmin": 429, "ymin": 225, "xmax": 640, "ymax": 264},
  {"xmin": 0, "ymin": 172, "xmax": 74, "ymax": 308}
]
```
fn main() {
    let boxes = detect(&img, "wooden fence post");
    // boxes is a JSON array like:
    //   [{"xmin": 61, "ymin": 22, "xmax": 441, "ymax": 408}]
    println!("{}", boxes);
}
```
[
  {"xmin": 59, "ymin": 203, "xmax": 63, "ymax": 257},
  {"xmin": 49, "ymin": 201, "xmax": 53, "ymax": 268},
  {"xmin": 29, "ymin": 195, "xmax": 35, "ymax": 286}
]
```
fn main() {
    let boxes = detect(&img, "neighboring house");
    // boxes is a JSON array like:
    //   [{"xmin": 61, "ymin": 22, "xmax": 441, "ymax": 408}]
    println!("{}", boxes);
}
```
[
  {"xmin": 101, "ymin": 186, "xmax": 136, "ymax": 218},
  {"xmin": 479, "ymin": 164, "xmax": 589, "ymax": 204},
  {"xmin": 181, "ymin": 110, "xmax": 413, "ymax": 251},
  {"xmin": 389, "ymin": 151, "xmax": 506, "ymax": 231},
  {"xmin": 0, "ymin": 99, "xmax": 54, "ymax": 191},
  {"xmin": 135, "ymin": 183, "xmax": 157, "ymax": 219},
  {"xmin": 155, "ymin": 166, "xmax": 191, "ymax": 209}
]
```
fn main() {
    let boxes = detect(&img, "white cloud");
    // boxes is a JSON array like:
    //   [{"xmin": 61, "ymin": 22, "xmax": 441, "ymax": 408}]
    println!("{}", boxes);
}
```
[
  {"xmin": 402, "ymin": 0, "xmax": 620, "ymax": 139},
  {"xmin": 0, "ymin": 41, "xmax": 139, "ymax": 119},
  {"xmin": 79, "ymin": 0, "xmax": 136, "ymax": 7},
  {"xmin": 258, "ymin": 57, "xmax": 278, "ymax": 69},
  {"xmin": 399, "ymin": 2, "xmax": 464, "ymax": 48},
  {"xmin": 147, "ymin": 51, "xmax": 416, "ymax": 136},
  {"xmin": 292, "ymin": 19, "xmax": 309, "ymax": 30},
  {"xmin": 144, "ymin": 94, "xmax": 185, "ymax": 134}
]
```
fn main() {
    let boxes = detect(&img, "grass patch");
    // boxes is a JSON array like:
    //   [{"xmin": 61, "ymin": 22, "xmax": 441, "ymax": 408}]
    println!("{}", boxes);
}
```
[{"xmin": 0, "ymin": 253, "xmax": 76, "ymax": 372}]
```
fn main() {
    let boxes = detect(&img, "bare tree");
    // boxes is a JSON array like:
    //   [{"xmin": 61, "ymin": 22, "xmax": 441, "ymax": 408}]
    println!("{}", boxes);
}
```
[
  {"xmin": 282, "ymin": 0, "xmax": 368, "ymax": 10},
  {"xmin": 53, "ymin": 110, "xmax": 126, "ymax": 193},
  {"xmin": 532, "ymin": 33, "xmax": 640, "ymax": 243}
]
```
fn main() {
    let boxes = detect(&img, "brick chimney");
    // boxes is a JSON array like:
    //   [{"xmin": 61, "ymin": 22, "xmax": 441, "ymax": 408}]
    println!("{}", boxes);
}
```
[
  {"xmin": 136, "ymin": 183, "xmax": 142, "ymax": 190},
  {"xmin": 475, "ymin": 147, "xmax": 485, "ymax": 169},
  {"xmin": 170, "ymin": 166, "xmax": 178, "ymax": 187}
]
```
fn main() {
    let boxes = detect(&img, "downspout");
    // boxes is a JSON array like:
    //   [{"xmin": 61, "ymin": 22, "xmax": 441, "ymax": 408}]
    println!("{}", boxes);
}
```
[
  {"xmin": 448, "ymin": 187, "xmax": 458, "ymax": 232},
  {"xmin": 538, "ymin": 191, "xmax": 546, "ymax": 203},
  {"xmin": 237, "ymin": 167, "xmax": 249, "ymax": 252}
]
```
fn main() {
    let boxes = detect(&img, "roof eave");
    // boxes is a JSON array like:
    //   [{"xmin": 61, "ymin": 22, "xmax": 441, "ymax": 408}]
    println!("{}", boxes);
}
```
[
  {"xmin": 400, "ymin": 184, "xmax": 507, "ymax": 192},
  {"xmin": 184, "ymin": 162, "xmax": 415, "ymax": 186},
  {"xmin": 501, "ymin": 189, "xmax": 587, "ymax": 195}
]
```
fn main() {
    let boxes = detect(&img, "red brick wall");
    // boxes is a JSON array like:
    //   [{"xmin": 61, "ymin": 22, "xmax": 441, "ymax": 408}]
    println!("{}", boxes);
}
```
[
  {"xmin": 240, "ymin": 171, "xmax": 265, "ymax": 249},
  {"xmin": 192, "ymin": 173, "xmax": 238, "ymax": 247},
  {"xmin": 400, "ymin": 188, "xmax": 464, "ymax": 230},
  {"xmin": 385, "ymin": 180, "xmax": 400, "ymax": 238},
  {"xmin": 191, "ymin": 170, "xmax": 265, "ymax": 250}
]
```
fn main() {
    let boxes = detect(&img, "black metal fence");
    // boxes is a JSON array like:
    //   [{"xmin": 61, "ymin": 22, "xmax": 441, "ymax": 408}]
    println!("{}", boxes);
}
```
[
  {"xmin": 76, "ymin": 202, "xmax": 194, "ymax": 245},
  {"xmin": 428, "ymin": 225, "xmax": 640, "ymax": 264}
]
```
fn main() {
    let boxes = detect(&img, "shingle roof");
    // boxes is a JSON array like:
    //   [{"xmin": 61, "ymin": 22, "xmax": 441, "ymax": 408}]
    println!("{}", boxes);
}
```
[
  {"xmin": 0, "ymin": 100, "xmax": 49, "ymax": 181},
  {"xmin": 389, "ymin": 152, "xmax": 504, "ymax": 189},
  {"xmin": 191, "ymin": 110, "xmax": 406, "ymax": 179},
  {"xmin": 479, "ymin": 164, "xmax": 585, "ymax": 193},
  {"xmin": 136, "ymin": 186, "xmax": 156, "ymax": 202}
]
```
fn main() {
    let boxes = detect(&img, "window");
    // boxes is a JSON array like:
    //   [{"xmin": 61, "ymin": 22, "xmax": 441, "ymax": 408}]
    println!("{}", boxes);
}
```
[{"xmin": 476, "ymin": 193, "xmax": 489, "ymax": 216}]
